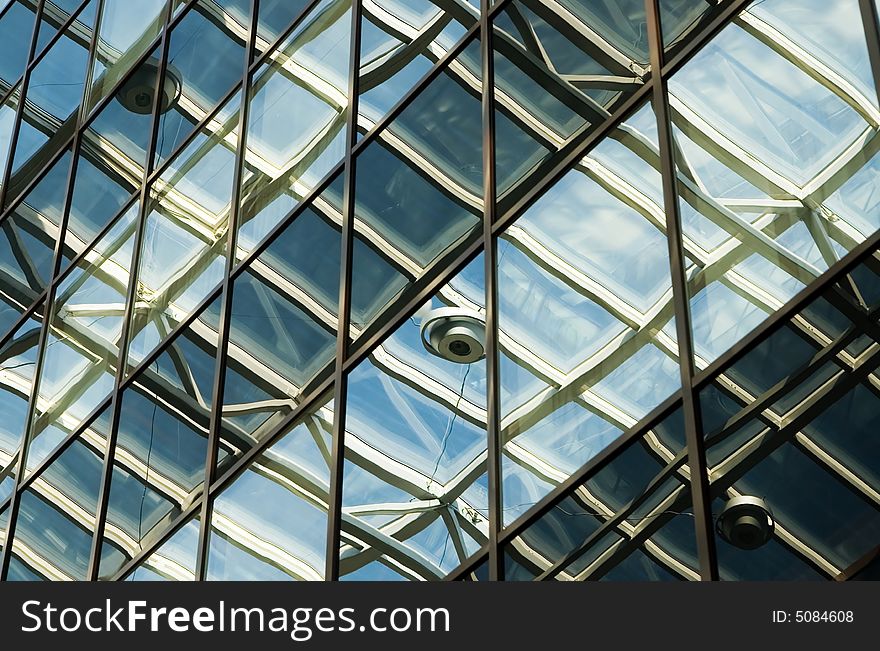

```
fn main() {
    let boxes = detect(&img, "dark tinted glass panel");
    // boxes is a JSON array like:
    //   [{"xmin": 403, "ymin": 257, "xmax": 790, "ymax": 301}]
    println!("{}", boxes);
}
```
[
  {"xmin": 502, "ymin": 406, "xmax": 693, "ymax": 581},
  {"xmin": 699, "ymin": 256, "xmax": 880, "ymax": 580}
]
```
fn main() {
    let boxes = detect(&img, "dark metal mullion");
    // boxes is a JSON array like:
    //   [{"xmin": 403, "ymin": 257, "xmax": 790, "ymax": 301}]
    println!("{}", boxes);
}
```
[
  {"xmin": 0, "ymin": 0, "xmax": 46, "ymax": 211},
  {"xmin": 85, "ymin": 0, "xmax": 176, "ymax": 581},
  {"xmin": 480, "ymin": 0, "xmax": 502, "ymax": 581},
  {"xmin": 858, "ymin": 0, "xmax": 880, "ymax": 111},
  {"xmin": 0, "ymin": 0, "xmax": 103, "ymax": 580},
  {"xmin": 645, "ymin": 0, "xmax": 717, "ymax": 581},
  {"xmin": 325, "ymin": 0, "xmax": 362, "ymax": 583},
  {"xmin": 192, "ymin": 0, "xmax": 259, "ymax": 582}
]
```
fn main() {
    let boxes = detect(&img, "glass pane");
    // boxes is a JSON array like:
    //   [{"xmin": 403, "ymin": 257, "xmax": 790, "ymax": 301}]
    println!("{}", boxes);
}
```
[
  {"xmin": 349, "ymin": 35, "xmax": 483, "ymax": 348},
  {"xmin": 340, "ymin": 255, "xmax": 487, "ymax": 580},
  {"xmin": 7, "ymin": 419, "xmax": 109, "ymax": 581},
  {"xmin": 699, "ymin": 256, "xmax": 880, "ymax": 580},
  {"xmin": 218, "ymin": 176, "xmax": 341, "ymax": 468},
  {"xmin": 97, "ymin": 294, "xmax": 221, "ymax": 579},
  {"xmin": 236, "ymin": 0, "xmax": 351, "ymax": 260},
  {"xmin": 0, "ymin": 148, "xmax": 70, "ymax": 330},
  {"xmin": 0, "ymin": 1, "xmax": 39, "ymax": 88},
  {"xmin": 668, "ymin": 0, "xmax": 880, "ymax": 365},
  {"xmin": 358, "ymin": 0, "xmax": 478, "ymax": 129},
  {"xmin": 86, "ymin": 0, "xmax": 168, "ymax": 114},
  {"xmin": 207, "ymin": 393, "xmax": 333, "ymax": 580},
  {"xmin": 126, "ymin": 90, "xmax": 242, "ymax": 371},
  {"xmin": 34, "ymin": 0, "xmax": 91, "ymax": 61},
  {"xmin": 502, "ymin": 406, "xmax": 693, "ymax": 581},
  {"xmin": 153, "ymin": 0, "xmax": 250, "ymax": 166},
  {"xmin": 498, "ymin": 102, "xmax": 680, "ymax": 521},
  {"xmin": 124, "ymin": 516, "xmax": 200, "ymax": 581},
  {"xmin": 491, "ymin": 1, "xmax": 648, "ymax": 209},
  {"xmin": 0, "ymin": 305, "xmax": 44, "ymax": 495},
  {"xmin": 8, "ymin": 0, "xmax": 96, "ymax": 181},
  {"xmin": 25, "ymin": 202, "xmax": 139, "ymax": 473}
]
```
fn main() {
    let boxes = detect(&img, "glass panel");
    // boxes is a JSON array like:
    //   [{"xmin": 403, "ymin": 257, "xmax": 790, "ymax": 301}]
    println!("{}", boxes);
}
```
[
  {"xmin": 126, "ymin": 90, "xmax": 242, "ymax": 371},
  {"xmin": 97, "ymin": 294, "xmax": 221, "ymax": 579},
  {"xmin": 348, "ymin": 35, "xmax": 482, "ymax": 348},
  {"xmin": 659, "ymin": 0, "xmax": 725, "ymax": 53},
  {"xmin": 153, "ymin": 0, "xmax": 250, "ymax": 166},
  {"xmin": 0, "ymin": 305, "xmax": 44, "ymax": 496},
  {"xmin": 491, "ymin": 1, "xmax": 648, "ymax": 209},
  {"xmin": 497, "ymin": 102, "xmax": 680, "ymax": 520},
  {"xmin": 668, "ymin": 0, "xmax": 880, "ymax": 365},
  {"xmin": 357, "ymin": 0, "xmax": 478, "ymax": 129},
  {"xmin": 25, "ymin": 202, "xmax": 138, "ymax": 473},
  {"xmin": 124, "ymin": 517, "xmax": 200, "ymax": 581},
  {"xmin": 8, "ymin": 0, "xmax": 96, "ymax": 179},
  {"xmin": 207, "ymin": 393, "xmax": 333, "ymax": 580},
  {"xmin": 0, "ymin": 1, "xmax": 38, "ymax": 88},
  {"xmin": 254, "ymin": 0, "xmax": 310, "ymax": 47},
  {"xmin": 218, "ymin": 176, "xmax": 341, "ymax": 468},
  {"xmin": 340, "ymin": 255, "xmax": 487, "ymax": 580},
  {"xmin": 0, "ymin": 148, "xmax": 70, "ymax": 335},
  {"xmin": 0, "ymin": 84, "xmax": 23, "ymax": 201},
  {"xmin": 236, "ymin": 0, "xmax": 351, "ymax": 260},
  {"xmin": 34, "ymin": 0, "xmax": 91, "ymax": 60},
  {"xmin": 6, "ymin": 417, "xmax": 109, "ymax": 581},
  {"xmin": 502, "ymin": 406, "xmax": 693, "ymax": 581},
  {"xmin": 86, "ymin": 0, "xmax": 168, "ymax": 114},
  {"xmin": 699, "ymin": 256, "xmax": 880, "ymax": 580}
]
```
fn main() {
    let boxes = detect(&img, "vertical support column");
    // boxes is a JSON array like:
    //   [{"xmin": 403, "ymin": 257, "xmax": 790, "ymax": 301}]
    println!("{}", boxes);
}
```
[
  {"xmin": 86, "ymin": 0, "xmax": 177, "ymax": 581},
  {"xmin": 0, "ymin": 0, "xmax": 105, "ymax": 579},
  {"xmin": 644, "ymin": 0, "xmax": 718, "ymax": 581},
  {"xmin": 193, "ymin": 0, "xmax": 260, "ymax": 582},
  {"xmin": 0, "ymin": 0, "xmax": 46, "ymax": 210},
  {"xmin": 480, "ymin": 0, "xmax": 502, "ymax": 581},
  {"xmin": 325, "ymin": 0, "xmax": 362, "ymax": 582}
]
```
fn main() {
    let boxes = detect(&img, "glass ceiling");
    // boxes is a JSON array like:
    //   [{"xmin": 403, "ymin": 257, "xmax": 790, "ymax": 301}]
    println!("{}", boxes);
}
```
[{"xmin": 0, "ymin": 0, "xmax": 878, "ymax": 582}]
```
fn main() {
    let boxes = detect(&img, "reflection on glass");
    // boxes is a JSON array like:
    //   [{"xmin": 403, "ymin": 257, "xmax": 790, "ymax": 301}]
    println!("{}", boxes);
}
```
[
  {"xmin": 86, "ymin": 0, "xmax": 168, "ymax": 113},
  {"xmin": 349, "ymin": 36, "xmax": 483, "ymax": 347},
  {"xmin": 125, "ymin": 517, "xmax": 199, "ymax": 581},
  {"xmin": 498, "ymin": 103, "xmax": 680, "ymax": 521},
  {"xmin": 219, "ymin": 177, "xmax": 341, "ymax": 467},
  {"xmin": 668, "ymin": 0, "xmax": 880, "ymax": 365},
  {"xmin": 236, "ymin": 0, "xmax": 351, "ymax": 259},
  {"xmin": 503, "ymin": 406, "xmax": 693, "ymax": 581},
  {"xmin": 127, "ymin": 90, "xmax": 241, "ymax": 371},
  {"xmin": 34, "ymin": 0, "xmax": 93, "ymax": 61},
  {"xmin": 699, "ymin": 255, "xmax": 880, "ymax": 580},
  {"xmin": 153, "ymin": 0, "xmax": 250, "ymax": 166},
  {"xmin": 25, "ymin": 203, "xmax": 138, "ymax": 473},
  {"xmin": 0, "ymin": 148, "xmax": 70, "ymax": 328},
  {"xmin": 98, "ymin": 294, "xmax": 221, "ymax": 579},
  {"xmin": 7, "ymin": 419, "xmax": 108, "ymax": 581},
  {"xmin": 8, "ymin": 0, "xmax": 96, "ymax": 180},
  {"xmin": 340, "ymin": 255, "xmax": 487, "ymax": 580},
  {"xmin": 0, "ymin": 306, "xmax": 44, "ymax": 493},
  {"xmin": 0, "ymin": 2, "xmax": 38, "ymax": 89},
  {"xmin": 357, "ymin": 0, "xmax": 478, "ymax": 128},
  {"xmin": 491, "ymin": 1, "xmax": 647, "ymax": 207},
  {"xmin": 207, "ymin": 393, "xmax": 332, "ymax": 580}
]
